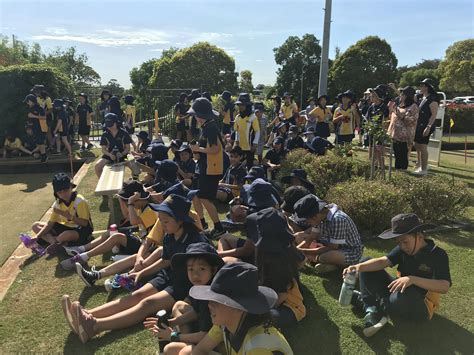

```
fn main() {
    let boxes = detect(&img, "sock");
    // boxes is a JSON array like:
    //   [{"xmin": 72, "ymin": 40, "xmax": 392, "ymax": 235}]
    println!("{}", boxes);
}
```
[
  {"xmin": 77, "ymin": 245, "xmax": 86, "ymax": 252},
  {"xmin": 214, "ymin": 222, "xmax": 223, "ymax": 231},
  {"xmin": 96, "ymin": 270, "xmax": 102, "ymax": 279},
  {"xmin": 79, "ymin": 253, "xmax": 90, "ymax": 261},
  {"xmin": 200, "ymin": 218, "xmax": 207, "ymax": 226}
]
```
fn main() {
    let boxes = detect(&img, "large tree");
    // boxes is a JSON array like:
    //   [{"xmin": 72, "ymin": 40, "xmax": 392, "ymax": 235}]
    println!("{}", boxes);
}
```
[
  {"xmin": 274, "ymin": 34, "xmax": 322, "ymax": 107},
  {"xmin": 438, "ymin": 39, "xmax": 474, "ymax": 94},
  {"xmin": 239, "ymin": 70, "xmax": 254, "ymax": 93},
  {"xmin": 328, "ymin": 36, "xmax": 398, "ymax": 99},
  {"xmin": 399, "ymin": 68, "xmax": 440, "ymax": 88}
]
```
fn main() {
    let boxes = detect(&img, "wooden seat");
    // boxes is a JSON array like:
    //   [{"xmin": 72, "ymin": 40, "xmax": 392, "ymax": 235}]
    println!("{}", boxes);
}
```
[{"xmin": 95, "ymin": 164, "xmax": 125, "ymax": 222}]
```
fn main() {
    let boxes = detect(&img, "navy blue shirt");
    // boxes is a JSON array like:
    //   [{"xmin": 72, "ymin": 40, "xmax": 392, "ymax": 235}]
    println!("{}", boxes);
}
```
[
  {"xmin": 286, "ymin": 136, "xmax": 304, "ymax": 150},
  {"xmin": 190, "ymin": 297, "xmax": 213, "ymax": 332},
  {"xmin": 76, "ymin": 104, "xmax": 93, "ymax": 125},
  {"xmin": 99, "ymin": 128, "xmax": 132, "ymax": 153},
  {"xmin": 162, "ymin": 232, "xmax": 209, "ymax": 262},
  {"xmin": 222, "ymin": 163, "xmax": 247, "ymax": 186},
  {"xmin": 55, "ymin": 109, "xmax": 69, "ymax": 133},
  {"xmin": 264, "ymin": 148, "xmax": 288, "ymax": 165},
  {"xmin": 387, "ymin": 239, "xmax": 451, "ymax": 295},
  {"xmin": 198, "ymin": 119, "xmax": 222, "ymax": 174},
  {"xmin": 179, "ymin": 158, "xmax": 196, "ymax": 175},
  {"xmin": 28, "ymin": 104, "xmax": 46, "ymax": 133}
]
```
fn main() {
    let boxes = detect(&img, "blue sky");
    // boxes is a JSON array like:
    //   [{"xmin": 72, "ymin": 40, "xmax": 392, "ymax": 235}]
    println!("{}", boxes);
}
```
[{"xmin": 1, "ymin": 0, "xmax": 472, "ymax": 89}]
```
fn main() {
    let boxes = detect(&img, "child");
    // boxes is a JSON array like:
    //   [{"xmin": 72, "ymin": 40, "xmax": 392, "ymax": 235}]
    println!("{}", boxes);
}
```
[
  {"xmin": 333, "ymin": 90, "xmax": 360, "ymax": 145},
  {"xmin": 302, "ymin": 126, "xmax": 316, "ymax": 143},
  {"xmin": 149, "ymin": 159, "xmax": 180, "ymax": 193},
  {"xmin": 75, "ymin": 93, "xmax": 93, "ymax": 151},
  {"xmin": 124, "ymin": 95, "xmax": 136, "ymax": 135},
  {"xmin": 263, "ymin": 136, "xmax": 288, "ymax": 180},
  {"xmin": 63, "ymin": 97, "xmax": 75, "ymax": 143},
  {"xmin": 280, "ymin": 92, "xmax": 298, "ymax": 125},
  {"xmin": 308, "ymin": 94, "xmax": 332, "ymax": 139},
  {"xmin": 52, "ymin": 99, "xmax": 72, "ymax": 156},
  {"xmin": 182, "ymin": 262, "xmax": 293, "ymax": 354},
  {"xmin": 234, "ymin": 93, "xmax": 260, "ymax": 170},
  {"xmin": 281, "ymin": 169, "xmax": 314, "ymax": 193},
  {"xmin": 29, "ymin": 173, "xmax": 93, "ymax": 255},
  {"xmin": 132, "ymin": 130, "xmax": 151, "ymax": 157},
  {"xmin": 61, "ymin": 194, "xmax": 209, "ymax": 343},
  {"xmin": 219, "ymin": 90, "xmax": 234, "ymax": 135},
  {"xmin": 247, "ymin": 207, "xmax": 306, "ymax": 329},
  {"xmin": 2, "ymin": 131, "xmax": 32, "ymax": 158},
  {"xmin": 294, "ymin": 194, "xmax": 363, "ymax": 274},
  {"xmin": 169, "ymin": 139, "xmax": 183, "ymax": 163},
  {"xmin": 143, "ymin": 242, "xmax": 224, "ymax": 353},
  {"xmin": 98, "ymin": 90, "xmax": 110, "ymax": 120},
  {"xmin": 216, "ymin": 146, "xmax": 247, "ymax": 203},
  {"xmin": 286, "ymin": 125, "xmax": 304, "ymax": 151},
  {"xmin": 59, "ymin": 180, "xmax": 157, "ymax": 271},
  {"xmin": 24, "ymin": 94, "xmax": 48, "ymax": 162},
  {"xmin": 23, "ymin": 124, "xmax": 40, "ymax": 158},
  {"xmin": 306, "ymin": 136, "xmax": 334, "ymax": 156},
  {"xmin": 280, "ymin": 186, "xmax": 312, "ymax": 233},
  {"xmin": 175, "ymin": 93, "xmax": 190, "ymax": 141},
  {"xmin": 275, "ymin": 121, "xmax": 289, "ymax": 141},
  {"xmin": 177, "ymin": 143, "xmax": 196, "ymax": 187},
  {"xmin": 253, "ymin": 102, "xmax": 268, "ymax": 164},
  {"xmin": 344, "ymin": 213, "xmax": 450, "ymax": 337}
]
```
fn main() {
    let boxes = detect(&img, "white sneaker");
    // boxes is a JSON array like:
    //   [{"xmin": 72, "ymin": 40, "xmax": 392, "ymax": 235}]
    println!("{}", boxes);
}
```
[
  {"xmin": 418, "ymin": 170, "xmax": 428, "ymax": 176},
  {"xmin": 64, "ymin": 246, "xmax": 82, "ymax": 256}
]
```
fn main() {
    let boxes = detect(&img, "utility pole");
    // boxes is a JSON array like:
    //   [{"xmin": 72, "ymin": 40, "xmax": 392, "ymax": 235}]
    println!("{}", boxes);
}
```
[
  {"xmin": 300, "ymin": 65, "xmax": 304, "ymax": 109},
  {"xmin": 318, "ymin": 0, "xmax": 332, "ymax": 96}
]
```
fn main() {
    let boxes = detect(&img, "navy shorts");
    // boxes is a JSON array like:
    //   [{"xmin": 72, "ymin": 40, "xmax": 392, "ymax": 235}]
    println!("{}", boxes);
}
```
[
  {"xmin": 51, "ymin": 222, "xmax": 93, "ymax": 246},
  {"xmin": 119, "ymin": 230, "xmax": 143, "ymax": 255},
  {"xmin": 78, "ymin": 124, "xmax": 91, "ymax": 136},
  {"xmin": 197, "ymin": 174, "xmax": 220, "ymax": 200},
  {"xmin": 177, "ymin": 121, "xmax": 186, "ymax": 132},
  {"xmin": 148, "ymin": 269, "xmax": 191, "ymax": 301},
  {"xmin": 33, "ymin": 130, "xmax": 46, "ymax": 145}
]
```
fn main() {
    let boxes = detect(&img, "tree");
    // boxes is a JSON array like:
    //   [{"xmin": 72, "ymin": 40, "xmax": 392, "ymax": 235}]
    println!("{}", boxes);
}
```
[
  {"xmin": 399, "ymin": 68, "xmax": 440, "ymax": 88},
  {"xmin": 0, "ymin": 35, "xmax": 44, "ymax": 66},
  {"xmin": 274, "ymin": 34, "xmax": 322, "ymax": 107},
  {"xmin": 102, "ymin": 79, "xmax": 125, "ymax": 97},
  {"xmin": 149, "ymin": 42, "xmax": 238, "ymax": 113},
  {"xmin": 44, "ymin": 47, "xmax": 100, "ymax": 86},
  {"xmin": 239, "ymin": 70, "xmax": 253, "ymax": 93},
  {"xmin": 438, "ymin": 39, "xmax": 474, "ymax": 94},
  {"xmin": 329, "ymin": 36, "xmax": 398, "ymax": 99},
  {"xmin": 396, "ymin": 59, "xmax": 441, "ymax": 82}
]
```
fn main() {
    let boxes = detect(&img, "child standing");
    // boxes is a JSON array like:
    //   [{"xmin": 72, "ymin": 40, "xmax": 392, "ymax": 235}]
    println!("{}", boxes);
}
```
[
  {"xmin": 52, "ymin": 99, "xmax": 72, "ymax": 156},
  {"xmin": 308, "ymin": 94, "xmax": 332, "ymax": 139},
  {"xmin": 254, "ymin": 102, "xmax": 268, "ymax": 164},
  {"xmin": 175, "ymin": 93, "xmax": 190, "ymax": 141},
  {"xmin": 29, "ymin": 173, "xmax": 93, "ymax": 255},
  {"xmin": 219, "ymin": 90, "xmax": 234, "ymax": 135},
  {"xmin": 234, "ymin": 93, "xmax": 260, "ymax": 170},
  {"xmin": 75, "ymin": 93, "xmax": 93, "ymax": 151},
  {"xmin": 333, "ymin": 90, "xmax": 360, "ymax": 145},
  {"xmin": 124, "ymin": 95, "xmax": 136, "ymax": 135},
  {"xmin": 24, "ymin": 94, "xmax": 48, "ymax": 162}
]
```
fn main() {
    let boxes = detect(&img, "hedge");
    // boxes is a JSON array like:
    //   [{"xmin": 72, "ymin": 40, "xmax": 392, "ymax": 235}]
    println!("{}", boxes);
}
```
[
  {"xmin": 0, "ymin": 64, "xmax": 74, "ymax": 136},
  {"xmin": 443, "ymin": 107, "xmax": 474, "ymax": 133}
]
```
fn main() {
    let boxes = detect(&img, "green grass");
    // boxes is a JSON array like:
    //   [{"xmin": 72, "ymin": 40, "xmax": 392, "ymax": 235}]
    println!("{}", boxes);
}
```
[
  {"xmin": 442, "ymin": 134, "xmax": 474, "ymax": 144},
  {"xmin": 0, "ymin": 149, "xmax": 473, "ymax": 354}
]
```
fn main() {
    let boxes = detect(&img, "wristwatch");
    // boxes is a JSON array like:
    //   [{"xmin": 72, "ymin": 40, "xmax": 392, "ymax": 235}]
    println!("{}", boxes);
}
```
[{"xmin": 170, "ymin": 330, "xmax": 181, "ymax": 342}]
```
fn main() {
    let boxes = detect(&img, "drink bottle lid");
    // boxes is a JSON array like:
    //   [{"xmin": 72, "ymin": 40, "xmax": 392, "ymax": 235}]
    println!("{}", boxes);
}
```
[
  {"xmin": 109, "ymin": 224, "xmax": 117, "ymax": 230},
  {"xmin": 156, "ymin": 310, "xmax": 167, "ymax": 318}
]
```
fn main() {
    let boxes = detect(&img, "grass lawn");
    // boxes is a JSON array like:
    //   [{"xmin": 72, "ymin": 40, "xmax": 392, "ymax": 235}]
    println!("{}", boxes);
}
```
[{"xmin": 0, "ymin": 148, "xmax": 473, "ymax": 354}]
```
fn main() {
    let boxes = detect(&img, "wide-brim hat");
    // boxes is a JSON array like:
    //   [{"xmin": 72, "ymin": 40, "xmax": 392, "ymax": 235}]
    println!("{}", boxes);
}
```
[
  {"xmin": 235, "ymin": 93, "xmax": 252, "ymax": 105},
  {"xmin": 400, "ymin": 86, "xmax": 416, "ymax": 98},
  {"xmin": 419, "ymin": 78, "xmax": 437, "ymax": 91},
  {"xmin": 276, "ymin": 121, "xmax": 289, "ymax": 131},
  {"xmin": 281, "ymin": 185, "xmax": 311, "ymax": 214},
  {"xmin": 171, "ymin": 242, "xmax": 224, "ymax": 271},
  {"xmin": 341, "ymin": 89, "xmax": 355, "ymax": 101},
  {"xmin": 52, "ymin": 99, "xmax": 64, "ymax": 108},
  {"xmin": 294, "ymin": 194, "xmax": 328, "ymax": 219},
  {"xmin": 220, "ymin": 90, "xmax": 232, "ymax": 101},
  {"xmin": 378, "ymin": 213, "xmax": 437, "ymax": 240},
  {"xmin": 136, "ymin": 130, "xmax": 149, "ymax": 140},
  {"xmin": 117, "ymin": 180, "xmax": 150, "ymax": 200},
  {"xmin": 149, "ymin": 194, "xmax": 194, "ymax": 223},
  {"xmin": 302, "ymin": 127, "xmax": 316, "ymax": 135},
  {"xmin": 318, "ymin": 94, "xmax": 329, "ymax": 102},
  {"xmin": 369, "ymin": 85, "xmax": 387, "ymax": 100},
  {"xmin": 244, "ymin": 166, "xmax": 266, "ymax": 181},
  {"xmin": 23, "ymin": 94, "xmax": 37, "ymax": 103},
  {"xmin": 281, "ymin": 169, "xmax": 314, "ymax": 190},
  {"xmin": 177, "ymin": 143, "xmax": 192, "ymax": 153},
  {"xmin": 187, "ymin": 97, "xmax": 218, "ymax": 120},
  {"xmin": 189, "ymin": 262, "xmax": 278, "ymax": 314},
  {"xmin": 244, "ymin": 178, "xmax": 279, "ymax": 208}
]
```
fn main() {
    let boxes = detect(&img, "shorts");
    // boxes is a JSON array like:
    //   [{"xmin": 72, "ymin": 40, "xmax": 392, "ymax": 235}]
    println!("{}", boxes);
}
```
[
  {"xmin": 176, "ymin": 121, "xmax": 186, "ymax": 132},
  {"xmin": 340, "ymin": 246, "xmax": 363, "ymax": 265},
  {"xmin": 337, "ymin": 134, "xmax": 354, "ymax": 144},
  {"xmin": 119, "ymin": 229, "xmax": 143, "ymax": 255},
  {"xmin": 58, "ymin": 130, "xmax": 68, "ymax": 137},
  {"xmin": 236, "ymin": 238, "xmax": 255, "ymax": 264},
  {"xmin": 33, "ymin": 130, "xmax": 46, "ymax": 145},
  {"xmin": 101, "ymin": 154, "xmax": 126, "ymax": 163},
  {"xmin": 315, "ymin": 122, "xmax": 330, "ymax": 138},
  {"xmin": 217, "ymin": 186, "xmax": 234, "ymax": 203},
  {"xmin": 148, "ymin": 269, "xmax": 191, "ymax": 301},
  {"xmin": 51, "ymin": 222, "xmax": 93, "ymax": 246},
  {"xmin": 78, "ymin": 124, "xmax": 91, "ymax": 136},
  {"xmin": 197, "ymin": 174, "xmax": 220, "ymax": 200},
  {"xmin": 414, "ymin": 126, "xmax": 432, "ymax": 145}
]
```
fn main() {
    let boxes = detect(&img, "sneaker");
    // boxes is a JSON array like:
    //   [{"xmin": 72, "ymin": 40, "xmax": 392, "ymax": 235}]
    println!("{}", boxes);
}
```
[
  {"xmin": 61, "ymin": 295, "xmax": 78, "ymax": 334},
  {"xmin": 87, "ymin": 143, "xmax": 94, "ymax": 150},
  {"xmin": 46, "ymin": 243, "xmax": 64, "ymax": 256},
  {"xmin": 351, "ymin": 290, "xmax": 364, "ymax": 311},
  {"xmin": 76, "ymin": 263, "xmax": 100, "ymax": 287},
  {"xmin": 313, "ymin": 263, "xmax": 338, "ymax": 274},
  {"xmin": 104, "ymin": 278, "xmax": 115, "ymax": 293},
  {"xmin": 73, "ymin": 303, "xmax": 96, "ymax": 344},
  {"xmin": 80, "ymin": 145, "xmax": 86, "ymax": 152},
  {"xmin": 207, "ymin": 228, "xmax": 226, "ymax": 240},
  {"xmin": 363, "ymin": 309, "xmax": 389, "ymax": 337},
  {"xmin": 63, "ymin": 245, "xmax": 82, "ymax": 256},
  {"xmin": 60, "ymin": 254, "xmax": 87, "ymax": 271}
]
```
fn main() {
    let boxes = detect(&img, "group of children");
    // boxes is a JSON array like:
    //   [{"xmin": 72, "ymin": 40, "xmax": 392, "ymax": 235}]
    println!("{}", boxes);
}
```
[{"xmin": 20, "ymin": 92, "xmax": 451, "ymax": 354}]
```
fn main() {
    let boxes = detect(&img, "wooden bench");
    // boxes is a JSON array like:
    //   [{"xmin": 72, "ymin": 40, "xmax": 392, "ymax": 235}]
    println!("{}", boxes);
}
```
[{"xmin": 95, "ymin": 163, "xmax": 125, "ymax": 223}]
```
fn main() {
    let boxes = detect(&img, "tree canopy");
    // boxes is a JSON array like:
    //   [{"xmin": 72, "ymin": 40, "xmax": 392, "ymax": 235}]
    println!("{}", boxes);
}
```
[
  {"xmin": 239, "ymin": 70, "xmax": 254, "ymax": 93},
  {"xmin": 438, "ymin": 39, "xmax": 474, "ymax": 94}
]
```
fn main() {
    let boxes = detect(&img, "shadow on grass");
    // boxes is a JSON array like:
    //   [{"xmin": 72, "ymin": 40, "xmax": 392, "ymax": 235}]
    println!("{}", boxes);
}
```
[
  {"xmin": 0, "ymin": 173, "xmax": 50, "ymax": 192},
  {"xmin": 63, "ymin": 323, "xmax": 144, "ymax": 354},
  {"xmin": 431, "ymin": 230, "xmax": 474, "ymax": 249},
  {"xmin": 286, "ymin": 283, "xmax": 342, "ymax": 354},
  {"xmin": 351, "ymin": 314, "xmax": 474, "ymax": 354}
]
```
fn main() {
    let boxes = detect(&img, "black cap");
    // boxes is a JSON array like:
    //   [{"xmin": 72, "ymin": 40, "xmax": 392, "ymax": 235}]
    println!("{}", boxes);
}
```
[
  {"xmin": 187, "ymin": 98, "xmax": 218, "ymax": 120},
  {"xmin": 294, "ymin": 194, "xmax": 328, "ymax": 219}
]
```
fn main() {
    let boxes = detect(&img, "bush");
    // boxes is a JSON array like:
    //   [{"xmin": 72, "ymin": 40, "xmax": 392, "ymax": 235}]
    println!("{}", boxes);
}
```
[
  {"xmin": 278, "ymin": 149, "xmax": 371, "ymax": 198},
  {"xmin": 326, "ymin": 173, "xmax": 472, "ymax": 237},
  {"xmin": 443, "ymin": 107, "xmax": 474, "ymax": 133},
  {"xmin": 0, "ymin": 64, "xmax": 74, "ymax": 135}
]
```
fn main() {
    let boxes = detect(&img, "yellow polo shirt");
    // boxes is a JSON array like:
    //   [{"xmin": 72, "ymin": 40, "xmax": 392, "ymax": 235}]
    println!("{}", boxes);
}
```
[
  {"xmin": 309, "ymin": 106, "xmax": 331, "ymax": 123},
  {"xmin": 281, "ymin": 102, "xmax": 298, "ymax": 120},
  {"xmin": 146, "ymin": 210, "xmax": 202, "ymax": 245},
  {"xmin": 234, "ymin": 113, "xmax": 260, "ymax": 151},
  {"xmin": 50, "ymin": 194, "xmax": 91, "ymax": 228},
  {"xmin": 334, "ymin": 107, "xmax": 355, "ymax": 135}
]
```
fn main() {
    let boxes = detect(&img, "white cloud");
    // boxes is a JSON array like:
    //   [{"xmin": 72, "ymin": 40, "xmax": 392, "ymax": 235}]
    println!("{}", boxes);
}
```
[
  {"xmin": 256, "ymin": 59, "xmax": 264, "ymax": 62},
  {"xmin": 221, "ymin": 47, "xmax": 242, "ymax": 56},
  {"xmin": 149, "ymin": 48, "xmax": 164, "ymax": 52},
  {"xmin": 45, "ymin": 27, "xmax": 68, "ymax": 35}
]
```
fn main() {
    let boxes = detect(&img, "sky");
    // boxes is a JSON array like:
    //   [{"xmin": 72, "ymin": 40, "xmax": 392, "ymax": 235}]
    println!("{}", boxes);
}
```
[{"xmin": 0, "ymin": 0, "xmax": 472, "ymax": 89}]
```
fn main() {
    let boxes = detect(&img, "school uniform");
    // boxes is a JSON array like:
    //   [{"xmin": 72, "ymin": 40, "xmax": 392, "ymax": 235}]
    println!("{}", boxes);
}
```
[
  {"xmin": 55, "ymin": 108, "xmax": 70, "ymax": 137},
  {"xmin": 234, "ymin": 113, "xmax": 260, "ymax": 169},
  {"xmin": 280, "ymin": 102, "xmax": 298, "ymax": 125},
  {"xmin": 188, "ymin": 297, "xmax": 213, "ymax": 333},
  {"xmin": 119, "ymin": 205, "xmax": 157, "ymax": 255},
  {"xmin": 256, "ymin": 115, "xmax": 268, "ymax": 155},
  {"xmin": 28, "ymin": 104, "xmax": 47, "ymax": 145},
  {"xmin": 221, "ymin": 101, "xmax": 234, "ymax": 135},
  {"xmin": 359, "ymin": 239, "xmax": 451, "ymax": 320},
  {"xmin": 4, "ymin": 138, "xmax": 22, "ymax": 150},
  {"xmin": 286, "ymin": 136, "xmax": 304, "ymax": 151},
  {"xmin": 366, "ymin": 102, "xmax": 389, "ymax": 145},
  {"xmin": 146, "ymin": 210, "xmax": 202, "ymax": 246},
  {"xmin": 178, "ymin": 158, "xmax": 196, "ymax": 177},
  {"xmin": 23, "ymin": 134, "xmax": 37, "ymax": 152},
  {"xmin": 309, "ymin": 106, "xmax": 332, "ymax": 138},
  {"xmin": 76, "ymin": 104, "xmax": 93, "ymax": 136},
  {"xmin": 197, "ymin": 119, "xmax": 226, "ymax": 199},
  {"xmin": 269, "ymin": 279, "xmax": 306, "ymax": 329},
  {"xmin": 148, "ymin": 231, "xmax": 209, "ymax": 300},
  {"xmin": 264, "ymin": 148, "xmax": 288, "ymax": 180},
  {"xmin": 175, "ymin": 102, "xmax": 189, "ymax": 132},
  {"xmin": 49, "ymin": 192, "xmax": 93, "ymax": 245},
  {"xmin": 219, "ymin": 163, "xmax": 247, "ymax": 200},
  {"xmin": 124, "ymin": 104, "xmax": 136, "ymax": 134},
  {"xmin": 99, "ymin": 128, "xmax": 132, "ymax": 163},
  {"xmin": 334, "ymin": 106, "xmax": 357, "ymax": 144}
]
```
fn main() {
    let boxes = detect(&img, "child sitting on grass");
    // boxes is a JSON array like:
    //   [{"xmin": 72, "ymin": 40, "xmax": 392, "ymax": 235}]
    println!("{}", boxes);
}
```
[
  {"xmin": 143, "ymin": 242, "xmax": 224, "ymax": 353},
  {"xmin": 216, "ymin": 146, "xmax": 247, "ymax": 203},
  {"xmin": 29, "ymin": 173, "xmax": 93, "ymax": 255},
  {"xmin": 2, "ymin": 130, "xmax": 32, "ymax": 158},
  {"xmin": 343, "ymin": 213, "xmax": 451, "ymax": 337},
  {"xmin": 61, "ymin": 194, "xmax": 209, "ymax": 343},
  {"xmin": 176, "ymin": 143, "xmax": 196, "ymax": 187}
]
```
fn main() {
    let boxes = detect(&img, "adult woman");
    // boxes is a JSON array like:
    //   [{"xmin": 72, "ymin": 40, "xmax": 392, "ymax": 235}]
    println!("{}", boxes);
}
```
[
  {"xmin": 414, "ymin": 78, "xmax": 439, "ymax": 175},
  {"xmin": 388, "ymin": 86, "xmax": 419, "ymax": 170}
]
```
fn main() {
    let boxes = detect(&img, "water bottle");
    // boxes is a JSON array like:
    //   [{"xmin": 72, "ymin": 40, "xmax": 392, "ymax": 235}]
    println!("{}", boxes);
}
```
[
  {"xmin": 109, "ymin": 224, "xmax": 120, "ymax": 254},
  {"xmin": 156, "ymin": 310, "xmax": 170, "ymax": 351},
  {"xmin": 339, "ymin": 271, "xmax": 357, "ymax": 307},
  {"xmin": 19, "ymin": 233, "xmax": 46, "ymax": 256}
]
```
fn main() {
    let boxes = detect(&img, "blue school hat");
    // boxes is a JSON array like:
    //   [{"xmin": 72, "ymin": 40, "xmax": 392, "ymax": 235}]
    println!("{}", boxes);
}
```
[
  {"xmin": 155, "ymin": 159, "xmax": 179, "ymax": 182},
  {"xmin": 171, "ymin": 242, "xmax": 224, "ymax": 271},
  {"xmin": 124, "ymin": 95, "xmax": 134, "ymax": 105},
  {"xmin": 136, "ymin": 130, "xmax": 149, "ymax": 140},
  {"xmin": 306, "ymin": 136, "xmax": 333, "ymax": 155},
  {"xmin": 162, "ymin": 182, "xmax": 190, "ymax": 200},
  {"xmin": 52, "ymin": 173, "xmax": 76, "ymax": 193},
  {"xmin": 104, "ymin": 113, "xmax": 119, "ymax": 127},
  {"xmin": 244, "ymin": 166, "xmax": 266, "ymax": 181},
  {"xmin": 147, "ymin": 143, "xmax": 169, "ymax": 162},
  {"xmin": 52, "ymin": 99, "xmax": 64, "ymax": 109},
  {"xmin": 246, "ymin": 207, "xmax": 294, "ymax": 252},
  {"xmin": 244, "ymin": 178, "xmax": 279, "ymax": 209},
  {"xmin": 273, "ymin": 136, "xmax": 285, "ymax": 145},
  {"xmin": 294, "ymin": 194, "xmax": 328, "ymax": 219},
  {"xmin": 150, "ymin": 194, "xmax": 194, "ymax": 223},
  {"xmin": 23, "ymin": 94, "xmax": 37, "ymax": 103},
  {"xmin": 187, "ymin": 98, "xmax": 218, "ymax": 120}
]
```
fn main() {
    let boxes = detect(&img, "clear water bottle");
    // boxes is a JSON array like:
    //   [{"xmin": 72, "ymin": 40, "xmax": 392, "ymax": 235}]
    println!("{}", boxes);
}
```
[{"xmin": 339, "ymin": 271, "xmax": 357, "ymax": 307}]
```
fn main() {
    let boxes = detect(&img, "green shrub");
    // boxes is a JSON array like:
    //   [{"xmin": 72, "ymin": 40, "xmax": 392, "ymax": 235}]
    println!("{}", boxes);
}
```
[
  {"xmin": 278, "ymin": 149, "xmax": 371, "ymax": 197},
  {"xmin": 443, "ymin": 107, "xmax": 474, "ymax": 133},
  {"xmin": 0, "ymin": 64, "xmax": 74, "ymax": 135},
  {"xmin": 326, "ymin": 177, "xmax": 410, "ymax": 237}
]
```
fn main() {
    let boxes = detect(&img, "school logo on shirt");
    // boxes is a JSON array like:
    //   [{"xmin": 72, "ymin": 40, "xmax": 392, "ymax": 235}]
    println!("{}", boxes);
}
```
[{"xmin": 418, "ymin": 264, "xmax": 432, "ymax": 273}]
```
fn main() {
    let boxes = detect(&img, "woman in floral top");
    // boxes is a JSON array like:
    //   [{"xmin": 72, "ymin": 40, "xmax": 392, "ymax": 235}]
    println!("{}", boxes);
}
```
[{"xmin": 388, "ymin": 86, "xmax": 419, "ymax": 170}]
